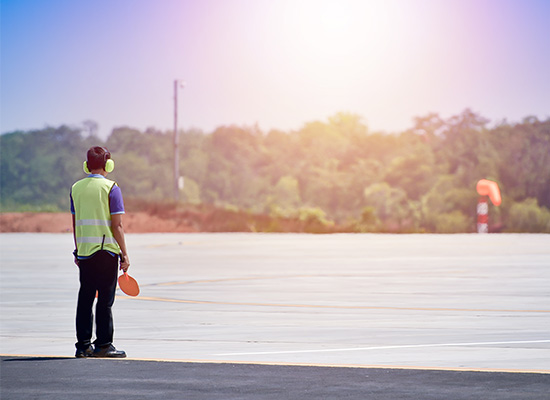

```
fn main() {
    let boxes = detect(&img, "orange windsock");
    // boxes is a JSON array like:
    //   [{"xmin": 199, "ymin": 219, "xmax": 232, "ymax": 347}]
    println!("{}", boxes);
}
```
[
  {"xmin": 476, "ymin": 179, "xmax": 501, "ymax": 206},
  {"xmin": 476, "ymin": 179, "xmax": 490, "ymax": 196}
]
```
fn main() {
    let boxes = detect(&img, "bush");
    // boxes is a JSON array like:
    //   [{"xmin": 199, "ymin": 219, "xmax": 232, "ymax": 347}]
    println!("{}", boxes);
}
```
[
  {"xmin": 298, "ymin": 207, "xmax": 332, "ymax": 225},
  {"xmin": 434, "ymin": 211, "xmax": 472, "ymax": 233},
  {"xmin": 505, "ymin": 198, "xmax": 550, "ymax": 233},
  {"xmin": 354, "ymin": 206, "xmax": 381, "ymax": 232}
]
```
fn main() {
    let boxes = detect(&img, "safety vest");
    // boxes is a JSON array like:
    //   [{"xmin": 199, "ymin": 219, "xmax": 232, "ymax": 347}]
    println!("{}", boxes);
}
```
[{"xmin": 71, "ymin": 176, "xmax": 121, "ymax": 257}]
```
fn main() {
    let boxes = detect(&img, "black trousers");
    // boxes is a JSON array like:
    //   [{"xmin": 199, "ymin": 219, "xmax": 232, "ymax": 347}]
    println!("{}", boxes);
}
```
[{"xmin": 75, "ymin": 250, "xmax": 119, "ymax": 349}]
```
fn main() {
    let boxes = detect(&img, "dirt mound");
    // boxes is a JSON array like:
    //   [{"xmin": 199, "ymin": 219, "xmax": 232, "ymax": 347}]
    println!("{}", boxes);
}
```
[
  {"xmin": 0, "ymin": 213, "xmax": 72, "ymax": 233},
  {"xmin": 0, "ymin": 212, "xmax": 197, "ymax": 233}
]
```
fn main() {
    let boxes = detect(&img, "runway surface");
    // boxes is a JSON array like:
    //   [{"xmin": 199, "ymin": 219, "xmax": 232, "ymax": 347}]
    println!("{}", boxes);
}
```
[
  {"xmin": 2, "ymin": 355, "xmax": 549, "ymax": 400},
  {"xmin": 1, "ymin": 233, "xmax": 549, "ymax": 398}
]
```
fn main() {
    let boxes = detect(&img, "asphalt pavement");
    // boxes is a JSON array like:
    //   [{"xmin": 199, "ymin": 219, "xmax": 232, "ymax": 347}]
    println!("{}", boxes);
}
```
[
  {"xmin": 2, "ymin": 356, "xmax": 549, "ymax": 400},
  {"xmin": 1, "ymin": 233, "xmax": 549, "ymax": 398}
]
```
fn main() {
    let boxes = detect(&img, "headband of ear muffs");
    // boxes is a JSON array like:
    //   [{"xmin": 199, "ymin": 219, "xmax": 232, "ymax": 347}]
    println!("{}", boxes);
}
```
[{"xmin": 83, "ymin": 149, "xmax": 115, "ymax": 174}]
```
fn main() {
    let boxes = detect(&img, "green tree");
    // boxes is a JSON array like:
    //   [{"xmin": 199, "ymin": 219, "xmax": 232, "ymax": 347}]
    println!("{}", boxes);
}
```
[
  {"xmin": 271, "ymin": 176, "xmax": 301, "ymax": 209},
  {"xmin": 384, "ymin": 146, "xmax": 436, "ymax": 201},
  {"xmin": 490, "ymin": 119, "xmax": 550, "ymax": 208},
  {"xmin": 181, "ymin": 177, "xmax": 201, "ymax": 204},
  {"xmin": 363, "ymin": 182, "xmax": 418, "ymax": 231},
  {"xmin": 0, "ymin": 126, "xmax": 98, "ymax": 210},
  {"xmin": 421, "ymin": 175, "xmax": 478, "ymax": 232}
]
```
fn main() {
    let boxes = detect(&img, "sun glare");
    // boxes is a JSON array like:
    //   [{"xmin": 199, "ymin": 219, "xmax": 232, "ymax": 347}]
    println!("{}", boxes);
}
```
[{"xmin": 276, "ymin": 0, "xmax": 407, "ymax": 76}]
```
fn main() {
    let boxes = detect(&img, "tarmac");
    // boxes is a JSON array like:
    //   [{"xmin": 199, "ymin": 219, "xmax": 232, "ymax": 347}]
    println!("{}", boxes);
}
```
[{"xmin": 1, "ymin": 233, "xmax": 549, "ymax": 399}]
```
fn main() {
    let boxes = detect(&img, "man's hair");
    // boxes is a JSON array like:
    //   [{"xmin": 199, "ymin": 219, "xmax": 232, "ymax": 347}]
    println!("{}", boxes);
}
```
[{"xmin": 86, "ymin": 146, "xmax": 111, "ymax": 170}]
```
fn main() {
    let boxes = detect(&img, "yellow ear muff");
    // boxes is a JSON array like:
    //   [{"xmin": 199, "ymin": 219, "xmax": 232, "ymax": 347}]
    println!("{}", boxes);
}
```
[
  {"xmin": 105, "ymin": 159, "xmax": 115, "ymax": 173},
  {"xmin": 83, "ymin": 161, "xmax": 91, "ymax": 174}
]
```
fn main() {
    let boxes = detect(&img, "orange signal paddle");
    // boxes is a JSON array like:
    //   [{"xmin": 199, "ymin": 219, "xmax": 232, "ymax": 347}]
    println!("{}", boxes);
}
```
[{"xmin": 118, "ymin": 272, "xmax": 140, "ymax": 296}]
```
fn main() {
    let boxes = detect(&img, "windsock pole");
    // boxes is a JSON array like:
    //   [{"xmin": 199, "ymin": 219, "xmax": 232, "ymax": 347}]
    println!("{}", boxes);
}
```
[
  {"xmin": 476, "ymin": 179, "xmax": 501, "ymax": 234},
  {"xmin": 477, "ymin": 197, "xmax": 489, "ymax": 233}
]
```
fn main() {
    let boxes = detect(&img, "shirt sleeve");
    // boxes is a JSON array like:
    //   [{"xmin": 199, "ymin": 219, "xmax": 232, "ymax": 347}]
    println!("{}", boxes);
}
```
[
  {"xmin": 70, "ymin": 192, "xmax": 75, "ymax": 214},
  {"xmin": 109, "ymin": 185, "xmax": 125, "ymax": 215}
]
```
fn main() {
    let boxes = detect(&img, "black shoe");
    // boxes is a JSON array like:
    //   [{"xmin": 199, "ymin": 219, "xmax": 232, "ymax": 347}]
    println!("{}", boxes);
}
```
[
  {"xmin": 75, "ymin": 345, "xmax": 93, "ymax": 358},
  {"xmin": 92, "ymin": 344, "xmax": 126, "ymax": 358}
]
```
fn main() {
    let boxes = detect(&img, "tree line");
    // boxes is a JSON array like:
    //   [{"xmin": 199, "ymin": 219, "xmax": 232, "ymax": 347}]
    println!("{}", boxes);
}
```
[{"xmin": 1, "ymin": 109, "xmax": 549, "ymax": 232}]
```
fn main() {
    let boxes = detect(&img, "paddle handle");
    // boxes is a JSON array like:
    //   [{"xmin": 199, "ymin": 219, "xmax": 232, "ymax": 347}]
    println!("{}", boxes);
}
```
[{"xmin": 119, "ymin": 253, "xmax": 125, "ymax": 272}]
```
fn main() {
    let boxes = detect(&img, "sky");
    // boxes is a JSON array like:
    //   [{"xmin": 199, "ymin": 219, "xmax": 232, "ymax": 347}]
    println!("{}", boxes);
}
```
[{"xmin": 1, "ymin": 0, "xmax": 549, "ymax": 138}]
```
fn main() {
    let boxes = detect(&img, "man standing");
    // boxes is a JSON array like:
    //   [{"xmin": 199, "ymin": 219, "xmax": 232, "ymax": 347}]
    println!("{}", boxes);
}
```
[{"xmin": 71, "ymin": 146, "xmax": 130, "ymax": 358}]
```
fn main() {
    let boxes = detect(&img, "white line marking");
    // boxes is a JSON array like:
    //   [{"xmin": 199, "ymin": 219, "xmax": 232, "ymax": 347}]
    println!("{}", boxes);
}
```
[{"xmin": 215, "ymin": 340, "xmax": 550, "ymax": 356}]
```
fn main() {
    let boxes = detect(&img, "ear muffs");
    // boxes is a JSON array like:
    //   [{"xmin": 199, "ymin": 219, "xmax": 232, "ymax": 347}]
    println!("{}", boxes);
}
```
[
  {"xmin": 105, "ymin": 159, "xmax": 115, "ymax": 173},
  {"xmin": 83, "ymin": 159, "xmax": 115, "ymax": 173}
]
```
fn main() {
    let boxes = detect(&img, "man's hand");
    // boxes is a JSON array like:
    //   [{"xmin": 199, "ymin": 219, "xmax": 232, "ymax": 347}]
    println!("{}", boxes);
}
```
[
  {"xmin": 112, "ymin": 214, "xmax": 130, "ymax": 272},
  {"xmin": 120, "ymin": 253, "xmax": 130, "ymax": 273}
]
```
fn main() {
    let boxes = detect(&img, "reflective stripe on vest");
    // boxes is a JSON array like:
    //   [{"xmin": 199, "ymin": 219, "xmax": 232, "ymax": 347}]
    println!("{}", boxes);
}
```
[
  {"xmin": 71, "ymin": 177, "xmax": 121, "ymax": 257},
  {"xmin": 76, "ymin": 236, "xmax": 118, "ymax": 245},
  {"xmin": 75, "ymin": 219, "xmax": 112, "ymax": 227}
]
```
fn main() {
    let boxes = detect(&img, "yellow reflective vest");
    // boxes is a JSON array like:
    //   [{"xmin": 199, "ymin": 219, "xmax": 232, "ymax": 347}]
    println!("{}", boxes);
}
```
[{"xmin": 71, "ymin": 176, "xmax": 121, "ymax": 257}]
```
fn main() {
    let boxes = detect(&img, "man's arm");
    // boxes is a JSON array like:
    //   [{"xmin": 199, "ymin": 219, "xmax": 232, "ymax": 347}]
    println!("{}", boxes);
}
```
[
  {"xmin": 111, "ymin": 213, "xmax": 130, "ymax": 272},
  {"xmin": 72, "ymin": 214, "xmax": 79, "ymax": 266}
]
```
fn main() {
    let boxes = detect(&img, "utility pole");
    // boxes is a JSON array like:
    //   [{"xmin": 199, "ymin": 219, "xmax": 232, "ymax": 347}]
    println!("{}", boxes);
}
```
[{"xmin": 173, "ymin": 79, "xmax": 185, "ymax": 201}]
